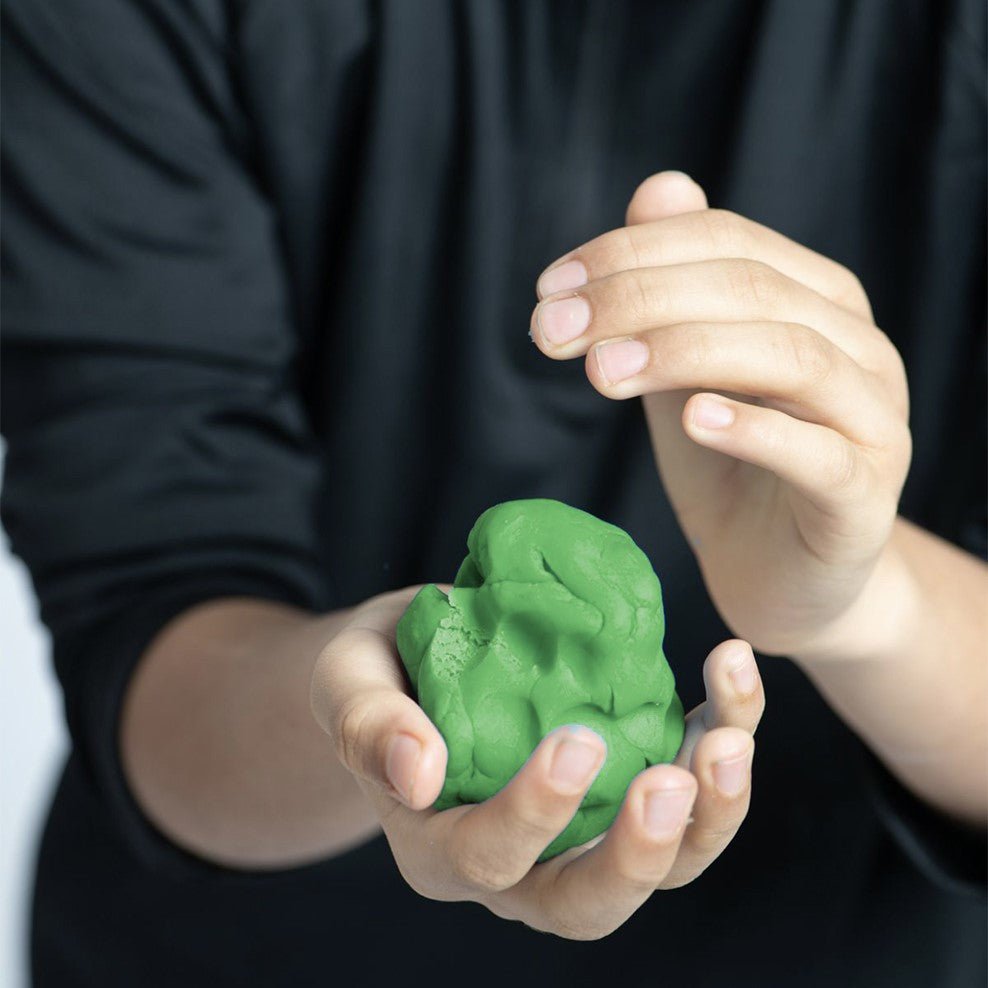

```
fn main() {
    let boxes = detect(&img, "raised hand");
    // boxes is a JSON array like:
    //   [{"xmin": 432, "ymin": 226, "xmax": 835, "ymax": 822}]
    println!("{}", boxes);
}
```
[{"xmin": 531, "ymin": 171, "xmax": 911, "ymax": 659}]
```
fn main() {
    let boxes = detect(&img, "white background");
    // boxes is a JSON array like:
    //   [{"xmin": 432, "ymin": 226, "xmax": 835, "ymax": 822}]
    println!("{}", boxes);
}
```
[{"xmin": 1, "ymin": 444, "xmax": 68, "ymax": 988}]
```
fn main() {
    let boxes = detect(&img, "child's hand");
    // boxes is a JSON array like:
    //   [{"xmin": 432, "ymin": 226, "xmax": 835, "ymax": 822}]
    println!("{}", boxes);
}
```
[
  {"xmin": 531, "ymin": 172, "xmax": 911, "ymax": 660},
  {"xmin": 312, "ymin": 588, "xmax": 764, "ymax": 941}
]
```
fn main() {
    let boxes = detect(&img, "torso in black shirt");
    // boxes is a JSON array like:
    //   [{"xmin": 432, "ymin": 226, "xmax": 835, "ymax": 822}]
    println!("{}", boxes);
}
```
[{"xmin": 2, "ymin": 2, "xmax": 985, "ymax": 986}]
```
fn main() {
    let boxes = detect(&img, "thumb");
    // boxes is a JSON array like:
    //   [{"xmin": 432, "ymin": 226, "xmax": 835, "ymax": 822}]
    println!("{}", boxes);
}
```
[
  {"xmin": 311, "ymin": 589, "xmax": 448, "ymax": 810},
  {"xmin": 626, "ymin": 170, "xmax": 709, "ymax": 226}
]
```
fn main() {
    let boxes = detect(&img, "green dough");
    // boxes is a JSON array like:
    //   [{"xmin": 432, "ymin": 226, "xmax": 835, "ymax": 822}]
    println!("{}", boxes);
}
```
[{"xmin": 396, "ymin": 498, "xmax": 685, "ymax": 860}]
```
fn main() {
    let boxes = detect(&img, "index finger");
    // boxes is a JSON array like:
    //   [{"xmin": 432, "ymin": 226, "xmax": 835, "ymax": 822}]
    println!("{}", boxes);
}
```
[
  {"xmin": 377, "ymin": 723, "xmax": 607, "ymax": 902},
  {"xmin": 537, "ymin": 208, "xmax": 872, "ymax": 320}
]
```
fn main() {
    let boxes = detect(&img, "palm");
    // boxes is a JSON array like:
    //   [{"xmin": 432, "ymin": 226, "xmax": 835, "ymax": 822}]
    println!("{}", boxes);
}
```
[{"xmin": 643, "ymin": 389, "xmax": 885, "ymax": 655}]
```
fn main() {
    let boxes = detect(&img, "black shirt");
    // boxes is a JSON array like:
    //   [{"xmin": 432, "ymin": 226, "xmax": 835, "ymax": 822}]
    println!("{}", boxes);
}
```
[{"xmin": 2, "ymin": 2, "xmax": 986, "ymax": 986}]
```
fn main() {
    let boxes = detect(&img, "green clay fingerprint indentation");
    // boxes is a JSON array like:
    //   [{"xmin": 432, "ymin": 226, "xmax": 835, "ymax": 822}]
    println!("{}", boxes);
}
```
[{"xmin": 395, "ymin": 498, "xmax": 686, "ymax": 859}]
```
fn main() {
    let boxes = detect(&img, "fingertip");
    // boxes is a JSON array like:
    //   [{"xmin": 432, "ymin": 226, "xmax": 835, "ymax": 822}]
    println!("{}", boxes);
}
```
[
  {"xmin": 626, "ymin": 171, "xmax": 709, "ymax": 225},
  {"xmin": 690, "ymin": 727, "xmax": 754, "ymax": 792},
  {"xmin": 640, "ymin": 785, "xmax": 697, "ymax": 843},
  {"xmin": 636, "ymin": 761, "xmax": 697, "ymax": 796},
  {"xmin": 536, "ymin": 257, "xmax": 588, "ymax": 300},
  {"xmin": 383, "ymin": 711, "xmax": 449, "ymax": 809},
  {"xmin": 542, "ymin": 724, "xmax": 608, "ymax": 796},
  {"xmin": 728, "ymin": 645, "xmax": 760, "ymax": 698},
  {"xmin": 704, "ymin": 639, "xmax": 759, "ymax": 693},
  {"xmin": 584, "ymin": 348, "xmax": 607, "ymax": 395},
  {"xmin": 552, "ymin": 723, "xmax": 608, "ymax": 753},
  {"xmin": 682, "ymin": 392, "xmax": 737, "ymax": 438},
  {"xmin": 713, "ymin": 725, "xmax": 755, "ymax": 756},
  {"xmin": 698, "ymin": 644, "xmax": 765, "ymax": 741},
  {"xmin": 712, "ymin": 745, "xmax": 754, "ymax": 800},
  {"xmin": 612, "ymin": 765, "xmax": 697, "ymax": 850},
  {"xmin": 584, "ymin": 343, "xmax": 643, "ymax": 401}
]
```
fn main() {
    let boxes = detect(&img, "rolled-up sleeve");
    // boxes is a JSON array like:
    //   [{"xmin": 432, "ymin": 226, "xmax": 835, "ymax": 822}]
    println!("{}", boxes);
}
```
[{"xmin": 1, "ymin": 0, "xmax": 331, "ymax": 870}]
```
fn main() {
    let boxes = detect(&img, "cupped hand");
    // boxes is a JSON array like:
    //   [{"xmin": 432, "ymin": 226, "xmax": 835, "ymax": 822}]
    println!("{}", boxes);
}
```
[
  {"xmin": 311, "ymin": 588, "xmax": 764, "ymax": 941},
  {"xmin": 530, "ymin": 171, "xmax": 912, "ymax": 659}
]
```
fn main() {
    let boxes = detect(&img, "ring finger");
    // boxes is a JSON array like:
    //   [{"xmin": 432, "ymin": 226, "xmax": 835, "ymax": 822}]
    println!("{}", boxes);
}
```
[
  {"xmin": 660, "ymin": 726, "xmax": 755, "ymax": 889},
  {"xmin": 498, "ymin": 763, "xmax": 698, "ymax": 940}
]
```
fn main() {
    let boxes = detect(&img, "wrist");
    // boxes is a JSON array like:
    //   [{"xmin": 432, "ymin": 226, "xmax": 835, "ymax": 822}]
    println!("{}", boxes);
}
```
[{"xmin": 789, "ymin": 518, "xmax": 921, "ymax": 669}]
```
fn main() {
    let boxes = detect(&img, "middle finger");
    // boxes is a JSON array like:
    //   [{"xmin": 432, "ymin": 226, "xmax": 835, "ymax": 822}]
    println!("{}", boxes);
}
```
[
  {"xmin": 386, "ymin": 723, "xmax": 607, "ymax": 901},
  {"xmin": 531, "ymin": 259, "xmax": 880, "ymax": 368}
]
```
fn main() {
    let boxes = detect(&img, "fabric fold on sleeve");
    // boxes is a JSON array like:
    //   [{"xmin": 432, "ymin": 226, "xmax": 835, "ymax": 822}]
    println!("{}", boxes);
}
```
[{"xmin": 1, "ymin": 0, "xmax": 333, "ymax": 875}]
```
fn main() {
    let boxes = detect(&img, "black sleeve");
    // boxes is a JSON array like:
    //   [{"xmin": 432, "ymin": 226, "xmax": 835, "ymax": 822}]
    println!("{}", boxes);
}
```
[
  {"xmin": 857, "ymin": 739, "xmax": 987, "ymax": 898},
  {"xmin": 858, "ymin": 0, "xmax": 987, "ymax": 899},
  {"xmin": 1, "ymin": 0, "xmax": 332, "ymax": 873}
]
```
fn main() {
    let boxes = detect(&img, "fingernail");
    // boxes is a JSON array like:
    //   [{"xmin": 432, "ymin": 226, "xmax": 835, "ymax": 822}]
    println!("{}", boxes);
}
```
[
  {"xmin": 643, "ymin": 788, "xmax": 694, "ymax": 839},
  {"xmin": 728, "ymin": 648, "xmax": 758, "ymax": 695},
  {"xmin": 595, "ymin": 338, "xmax": 649, "ymax": 384},
  {"xmin": 691, "ymin": 396, "xmax": 735, "ymax": 430},
  {"xmin": 549, "ymin": 730, "xmax": 605, "ymax": 793},
  {"xmin": 537, "ymin": 259, "xmax": 588, "ymax": 299},
  {"xmin": 713, "ymin": 750, "xmax": 752, "ymax": 797},
  {"xmin": 538, "ymin": 295, "xmax": 591, "ymax": 346},
  {"xmin": 385, "ymin": 733, "xmax": 422, "ymax": 803}
]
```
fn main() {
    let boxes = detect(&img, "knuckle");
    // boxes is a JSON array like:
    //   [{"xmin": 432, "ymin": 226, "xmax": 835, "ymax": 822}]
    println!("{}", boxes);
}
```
[
  {"xmin": 449, "ymin": 846, "xmax": 516, "ymax": 893},
  {"xmin": 881, "ymin": 333, "xmax": 908, "ymax": 383},
  {"xmin": 727, "ymin": 258, "xmax": 782, "ymax": 309},
  {"xmin": 827, "ymin": 439, "xmax": 861, "ymax": 495},
  {"xmin": 616, "ymin": 269, "xmax": 663, "ymax": 327},
  {"xmin": 526, "ymin": 877, "xmax": 615, "ymax": 941},
  {"xmin": 589, "ymin": 234, "xmax": 621, "ymax": 276},
  {"xmin": 334, "ymin": 697, "xmax": 369, "ymax": 773},
  {"xmin": 871, "ymin": 329, "xmax": 910, "ymax": 397},
  {"xmin": 725, "ymin": 688, "xmax": 766, "ymax": 733},
  {"xmin": 410, "ymin": 883, "xmax": 451, "ymax": 903},
  {"xmin": 408, "ymin": 877, "xmax": 460, "ymax": 904},
  {"xmin": 658, "ymin": 868, "xmax": 705, "ymax": 890},
  {"xmin": 782, "ymin": 324, "xmax": 834, "ymax": 390},
  {"xmin": 513, "ymin": 802, "xmax": 568, "ymax": 843},
  {"xmin": 502, "ymin": 804, "xmax": 578, "ymax": 862},
  {"xmin": 835, "ymin": 265, "xmax": 872, "ymax": 316},
  {"xmin": 664, "ymin": 324, "xmax": 714, "ymax": 376},
  {"xmin": 702, "ymin": 209, "xmax": 751, "ymax": 254},
  {"xmin": 615, "ymin": 225, "xmax": 648, "ymax": 270},
  {"xmin": 687, "ymin": 820, "xmax": 743, "ymax": 857},
  {"xmin": 332, "ymin": 625, "xmax": 383, "ymax": 658},
  {"xmin": 391, "ymin": 854, "xmax": 444, "ymax": 902},
  {"xmin": 868, "ymin": 418, "xmax": 912, "ymax": 486},
  {"xmin": 891, "ymin": 420, "xmax": 913, "ymax": 472},
  {"xmin": 546, "ymin": 918, "xmax": 612, "ymax": 942},
  {"xmin": 611, "ymin": 856, "xmax": 663, "ymax": 892}
]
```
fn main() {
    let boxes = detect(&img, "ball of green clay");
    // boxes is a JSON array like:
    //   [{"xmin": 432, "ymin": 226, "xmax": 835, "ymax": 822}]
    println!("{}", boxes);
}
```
[{"xmin": 396, "ymin": 498, "xmax": 685, "ymax": 860}]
